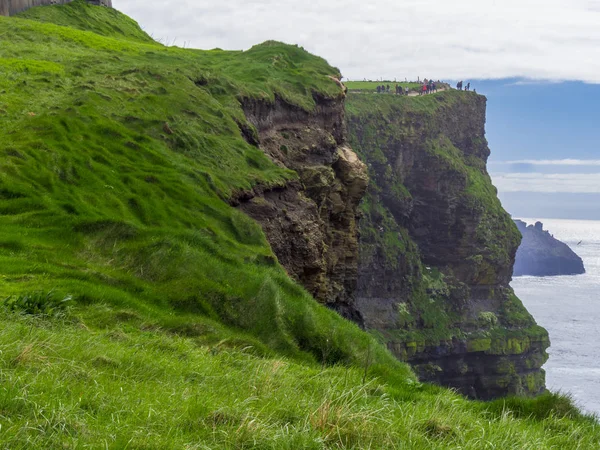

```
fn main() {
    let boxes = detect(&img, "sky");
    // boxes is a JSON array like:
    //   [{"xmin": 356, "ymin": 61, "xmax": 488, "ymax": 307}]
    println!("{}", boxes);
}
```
[
  {"xmin": 116, "ymin": 1, "xmax": 600, "ymax": 220},
  {"xmin": 480, "ymin": 79, "xmax": 600, "ymax": 220}
]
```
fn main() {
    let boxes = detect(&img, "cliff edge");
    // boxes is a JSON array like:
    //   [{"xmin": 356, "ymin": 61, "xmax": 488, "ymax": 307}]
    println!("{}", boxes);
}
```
[
  {"xmin": 234, "ymin": 92, "xmax": 368, "ymax": 322},
  {"xmin": 514, "ymin": 220, "xmax": 585, "ymax": 276},
  {"xmin": 346, "ymin": 91, "xmax": 550, "ymax": 399}
]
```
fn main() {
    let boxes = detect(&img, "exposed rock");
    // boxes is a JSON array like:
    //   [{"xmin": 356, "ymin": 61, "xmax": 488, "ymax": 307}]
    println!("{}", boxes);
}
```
[
  {"xmin": 346, "ymin": 91, "xmax": 549, "ymax": 400},
  {"xmin": 234, "ymin": 88, "xmax": 549, "ymax": 400},
  {"xmin": 234, "ymin": 94, "xmax": 367, "ymax": 323},
  {"xmin": 513, "ymin": 220, "xmax": 585, "ymax": 277}
]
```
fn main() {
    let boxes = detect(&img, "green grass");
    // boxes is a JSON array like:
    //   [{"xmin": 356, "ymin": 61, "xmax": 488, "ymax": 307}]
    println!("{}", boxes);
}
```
[
  {"xmin": 0, "ymin": 2, "xmax": 596, "ymax": 447},
  {"xmin": 0, "ymin": 0, "xmax": 397, "ymax": 375},
  {"xmin": 345, "ymin": 80, "xmax": 422, "ymax": 91},
  {"xmin": 345, "ymin": 87, "xmax": 463, "ymax": 116},
  {"xmin": 0, "ymin": 309, "xmax": 598, "ymax": 449},
  {"xmin": 17, "ymin": 0, "xmax": 155, "ymax": 43}
]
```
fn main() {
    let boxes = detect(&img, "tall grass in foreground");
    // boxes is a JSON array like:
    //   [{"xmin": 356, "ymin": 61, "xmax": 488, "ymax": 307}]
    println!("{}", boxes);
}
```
[{"xmin": 0, "ymin": 309, "xmax": 596, "ymax": 448}]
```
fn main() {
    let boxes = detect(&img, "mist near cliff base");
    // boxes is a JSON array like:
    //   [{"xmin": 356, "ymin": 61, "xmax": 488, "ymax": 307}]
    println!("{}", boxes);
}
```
[{"xmin": 512, "ymin": 218, "xmax": 600, "ymax": 415}]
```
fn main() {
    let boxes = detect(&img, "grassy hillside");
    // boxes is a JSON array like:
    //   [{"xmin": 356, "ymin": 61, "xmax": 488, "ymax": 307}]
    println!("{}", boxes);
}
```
[
  {"xmin": 0, "ymin": 1, "xmax": 596, "ymax": 447},
  {"xmin": 2, "ymin": 0, "xmax": 383, "ymax": 366}
]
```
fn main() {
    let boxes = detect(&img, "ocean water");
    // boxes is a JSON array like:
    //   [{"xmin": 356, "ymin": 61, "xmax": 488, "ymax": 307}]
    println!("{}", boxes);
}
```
[{"xmin": 511, "ymin": 218, "xmax": 600, "ymax": 416}]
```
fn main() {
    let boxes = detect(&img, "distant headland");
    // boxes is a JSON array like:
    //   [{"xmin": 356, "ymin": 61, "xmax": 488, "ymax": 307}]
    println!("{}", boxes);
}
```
[{"xmin": 513, "ymin": 220, "xmax": 585, "ymax": 277}]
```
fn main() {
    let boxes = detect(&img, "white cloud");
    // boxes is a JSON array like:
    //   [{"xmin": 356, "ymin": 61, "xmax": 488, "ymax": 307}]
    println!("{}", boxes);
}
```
[
  {"xmin": 492, "ymin": 160, "xmax": 600, "ymax": 166},
  {"xmin": 492, "ymin": 172, "xmax": 600, "ymax": 193},
  {"xmin": 115, "ymin": 0, "xmax": 600, "ymax": 82},
  {"xmin": 505, "ymin": 80, "xmax": 563, "ymax": 86}
]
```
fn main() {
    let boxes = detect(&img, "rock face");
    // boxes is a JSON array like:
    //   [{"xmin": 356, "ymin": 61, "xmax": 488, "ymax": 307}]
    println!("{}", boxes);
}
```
[
  {"xmin": 513, "ymin": 220, "xmax": 585, "ymax": 276},
  {"xmin": 234, "ymin": 88, "xmax": 549, "ymax": 400},
  {"xmin": 346, "ymin": 91, "xmax": 549, "ymax": 399},
  {"xmin": 0, "ymin": 0, "xmax": 111, "ymax": 16},
  {"xmin": 234, "ymin": 94, "xmax": 368, "ymax": 322}
]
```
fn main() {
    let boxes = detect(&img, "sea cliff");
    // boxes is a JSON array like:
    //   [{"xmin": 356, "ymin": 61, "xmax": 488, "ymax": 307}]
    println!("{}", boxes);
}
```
[
  {"xmin": 230, "ymin": 86, "xmax": 550, "ymax": 399},
  {"xmin": 233, "ymin": 93, "xmax": 368, "ymax": 322},
  {"xmin": 345, "ymin": 91, "xmax": 549, "ymax": 399}
]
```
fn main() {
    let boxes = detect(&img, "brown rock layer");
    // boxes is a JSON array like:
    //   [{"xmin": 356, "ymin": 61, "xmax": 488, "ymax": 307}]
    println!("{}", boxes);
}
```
[
  {"xmin": 234, "ymin": 95, "xmax": 367, "ymax": 322},
  {"xmin": 233, "ymin": 88, "xmax": 549, "ymax": 400}
]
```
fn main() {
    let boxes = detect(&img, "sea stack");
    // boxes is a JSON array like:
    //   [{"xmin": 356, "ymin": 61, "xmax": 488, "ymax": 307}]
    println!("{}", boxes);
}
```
[{"xmin": 513, "ymin": 220, "xmax": 585, "ymax": 277}]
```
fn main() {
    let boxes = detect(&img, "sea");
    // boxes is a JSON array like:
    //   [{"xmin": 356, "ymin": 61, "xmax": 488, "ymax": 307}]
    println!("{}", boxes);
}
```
[{"xmin": 512, "ymin": 218, "xmax": 600, "ymax": 416}]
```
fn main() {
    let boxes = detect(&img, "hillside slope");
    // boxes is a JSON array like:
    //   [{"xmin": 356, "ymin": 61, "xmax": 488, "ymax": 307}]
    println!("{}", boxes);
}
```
[
  {"xmin": 0, "ymin": 2, "xmax": 597, "ymax": 447},
  {"xmin": 1, "ymin": 0, "xmax": 385, "ymax": 366}
]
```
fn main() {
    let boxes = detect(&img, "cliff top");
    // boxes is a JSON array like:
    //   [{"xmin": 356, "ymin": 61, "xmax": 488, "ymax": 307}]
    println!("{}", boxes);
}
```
[
  {"xmin": 344, "ymin": 80, "xmax": 453, "ymax": 95},
  {"xmin": 346, "ymin": 87, "xmax": 486, "ymax": 119}
]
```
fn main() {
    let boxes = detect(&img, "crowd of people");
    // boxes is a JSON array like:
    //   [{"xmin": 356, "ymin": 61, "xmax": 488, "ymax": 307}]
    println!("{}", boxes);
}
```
[
  {"xmin": 376, "ymin": 84, "xmax": 410, "ymax": 95},
  {"xmin": 374, "ymin": 79, "xmax": 440, "ymax": 95},
  {"xmin": 456, "ymin": 81, "xmax": 472, "ymax": 91},
  {"xmin": 419, "ymin": 79, "xmax": 438, "ymax": 95},
  {"xmin": 372, "ymin": 79, "xmax": 473, "ymax": 95}
]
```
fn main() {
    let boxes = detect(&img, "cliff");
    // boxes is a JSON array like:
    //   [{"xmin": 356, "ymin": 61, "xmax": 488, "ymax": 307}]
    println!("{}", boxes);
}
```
[
  {"xmin": 234, "ymin": 86, "xmax": 551, "ymax": 399},
  {"xmin": 0, "ymin": 0, "xmax": 111, "ymax": 16},
  {"xmin": 234, "ymin": 94, "xmax": 368, "ymax": 322},
  {"xmin": 514, "ymin": 220, "xmax": 585, "ymax": 276},
  {"xmin": 346, "ymin": 92, "xmax": 550, "ymax": 399}
]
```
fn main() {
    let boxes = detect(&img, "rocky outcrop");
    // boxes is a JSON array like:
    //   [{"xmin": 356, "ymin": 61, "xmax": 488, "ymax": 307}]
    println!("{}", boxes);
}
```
[
  {"xmin": 514, "ymin": 220, "xmax": 585, "ymax": 277},
  {"xmin": 0, "ymin": 0, "xmax": 111, "ymax": 17},
  {"xmin": 346, "ymin": 91, "xmax": 549, "ymax": 399},
  {"xmin": 233, "ymin": 94, "xmax": 368, "ymax": 322},
  {"xmin": 232, "ymin": 88, "xmax": 549, "ymax": 399}
]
